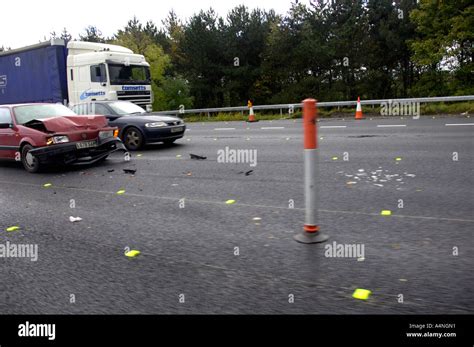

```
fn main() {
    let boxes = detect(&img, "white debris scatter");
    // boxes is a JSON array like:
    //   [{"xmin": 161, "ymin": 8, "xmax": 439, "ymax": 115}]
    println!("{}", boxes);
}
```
[
  {"xmin": 337, "ymin": 167, "xmax": 417, "ymax": 188},
  {"xmin": 69, "ymin": 216, "xmax": 82, "ymax": 223}
]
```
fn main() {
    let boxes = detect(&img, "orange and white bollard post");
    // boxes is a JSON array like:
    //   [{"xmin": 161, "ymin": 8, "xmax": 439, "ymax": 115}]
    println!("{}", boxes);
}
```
[{"xmin": 294, "ymin": 98, "xmax": 329, "ymax": 244}]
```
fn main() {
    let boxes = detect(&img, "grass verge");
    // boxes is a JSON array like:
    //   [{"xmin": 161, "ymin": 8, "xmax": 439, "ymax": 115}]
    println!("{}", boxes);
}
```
[{"xmin": 181, "ymin": 101, "xmax": 474, "ymax": 122}]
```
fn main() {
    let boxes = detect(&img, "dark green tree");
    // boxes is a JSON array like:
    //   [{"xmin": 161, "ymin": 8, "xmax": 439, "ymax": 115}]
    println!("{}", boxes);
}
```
[
  {"xmin": 179, "ymin": 9, "xmax": 226, "ymax": 107},
  {"xmin": 60, "ymin": 28, "xmax": 72, "ymax": 45},
  {"xmin": 410, "ymin": 0, "xmax": 474, "ymax": 95},
  {"xmin": 79, "ymin": 26, "xmax": 106, "ymax": 43}
]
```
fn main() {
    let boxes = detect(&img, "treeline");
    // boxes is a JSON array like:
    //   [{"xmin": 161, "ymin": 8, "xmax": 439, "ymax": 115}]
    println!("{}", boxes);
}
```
[{"xmin": 2, "ymin": 0, "xmax": 473, "ymax": 110}]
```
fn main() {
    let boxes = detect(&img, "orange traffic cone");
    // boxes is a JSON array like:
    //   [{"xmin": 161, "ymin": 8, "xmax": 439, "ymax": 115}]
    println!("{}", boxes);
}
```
[
  {"xmin": 355, "ymin": 96, "xmax": 364, "ymax": 120},
  {"xmin": 247, "ymin": 102, "xmax": 258, "ymax": 122}
]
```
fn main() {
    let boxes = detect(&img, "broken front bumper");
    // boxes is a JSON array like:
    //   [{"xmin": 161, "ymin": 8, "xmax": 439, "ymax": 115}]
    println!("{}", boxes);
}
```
[{"xmin": 29, "ymin": 137, "xmax": 127, "ymax": 165}]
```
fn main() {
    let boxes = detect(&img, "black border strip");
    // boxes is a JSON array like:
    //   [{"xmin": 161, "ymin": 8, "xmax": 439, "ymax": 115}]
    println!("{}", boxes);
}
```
[{"xmin": 0, "ymin": 315, "xmax": 471, "ymax": 345}]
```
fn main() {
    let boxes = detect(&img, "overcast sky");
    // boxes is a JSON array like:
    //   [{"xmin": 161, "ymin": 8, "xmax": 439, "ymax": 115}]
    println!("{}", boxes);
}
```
[{"xmin": 0, "ymin": 0, "xmax": 296, "ymax": 49}]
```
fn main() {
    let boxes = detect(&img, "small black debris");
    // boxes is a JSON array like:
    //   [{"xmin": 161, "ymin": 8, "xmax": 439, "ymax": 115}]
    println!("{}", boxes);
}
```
[
  {"xmin": 190, "ymin": 154, "xmax": 207, "ymax": 160},
  {"xmin": 123, "ymin": 169, "xmax": 137, "ymax": 174},
  {"xmin": 107, "ymin": 169, "xmax": 115, "ymax": 173},
  {"xmin": 245, "ymin": 170, "xmax": 254, "ymax": 176}
]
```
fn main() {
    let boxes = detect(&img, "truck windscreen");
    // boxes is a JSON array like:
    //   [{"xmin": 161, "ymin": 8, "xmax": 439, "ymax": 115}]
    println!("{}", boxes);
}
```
[{"xmin": 108, "ymin": 64, "xmax": 151, "ymax": 85}]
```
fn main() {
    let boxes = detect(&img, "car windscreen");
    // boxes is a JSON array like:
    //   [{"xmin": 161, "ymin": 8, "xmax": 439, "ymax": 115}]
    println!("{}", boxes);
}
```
[
  {"xmin": 108, "ymin": 102, "xmax": 147, "ymax": 116},
  {"xmin": 108, "ymin": 64, "xmax": 151, "ymax": 85},
  {"xmin": 14, "ymin": 104, "xmax": 77, "ymax": 125}
]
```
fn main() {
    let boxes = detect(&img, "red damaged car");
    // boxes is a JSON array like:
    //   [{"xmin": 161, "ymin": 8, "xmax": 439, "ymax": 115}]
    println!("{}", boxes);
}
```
[{"xmin": 0, "ymin": 103, "xmax": 126, "ymax": 173}]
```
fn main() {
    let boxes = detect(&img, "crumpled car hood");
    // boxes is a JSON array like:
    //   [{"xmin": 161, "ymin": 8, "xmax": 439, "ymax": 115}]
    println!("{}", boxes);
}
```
[{"xmin": 23, "ymin": 115, "xmax": 108, "ymax": 133}]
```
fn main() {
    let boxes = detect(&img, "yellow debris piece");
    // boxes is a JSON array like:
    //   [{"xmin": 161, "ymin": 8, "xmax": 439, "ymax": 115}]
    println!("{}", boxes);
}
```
[
  {"xmin": 381, "ymin": 210, "xmax": 392, "ymax": 216},
  {"xmin": 117, "ymin": 190, "xmax": 126, "ymax": 195},
  {"xmin": 6, "ymin": 226, "xmax": 20, "ymax": 232},
  {"xmin": 226, "ymin": 200, "xmax": 236, "ymax": 204},
  {"xmin": 125, "ymin": 250, "xmax": 141, "ymax": 258},
  {"xmin": 43, "ymin": 183, "xmax": 52, "ymax": 188},
  {"xmin": 353, "ymin": 288, "xmax": 371, "ymax": 300}
]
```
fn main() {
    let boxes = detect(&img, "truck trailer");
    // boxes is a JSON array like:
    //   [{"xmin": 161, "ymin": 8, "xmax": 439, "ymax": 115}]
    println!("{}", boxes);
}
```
[{"xmin": 0, "ymin": 39, "xmax": 153, "ymax": 110}]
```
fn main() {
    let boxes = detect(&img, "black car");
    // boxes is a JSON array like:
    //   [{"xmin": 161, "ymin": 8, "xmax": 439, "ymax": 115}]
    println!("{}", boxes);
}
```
[{"xmin": 71, "ymin": 101, "xmax": 186, "ymax": 150}]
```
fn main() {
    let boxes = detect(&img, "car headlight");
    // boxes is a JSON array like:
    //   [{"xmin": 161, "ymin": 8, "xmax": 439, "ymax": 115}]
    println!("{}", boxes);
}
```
[
  {"xmin": 47, "ymin": 135, "xmax": 69, "ymax": 145},
  {"xmin": 99, "ymin": 130, "xmax": 114, "ymax": 139},
  {"xmin": 145, "ymin": 122, "xmax": 167, "ymax": 128}
]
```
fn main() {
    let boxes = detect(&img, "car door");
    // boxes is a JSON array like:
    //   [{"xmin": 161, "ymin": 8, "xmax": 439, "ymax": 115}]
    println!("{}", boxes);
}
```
[
  {"xmin": 0, "ymin": 107, "xmax": 19, "ymax": 159},
  {"xmin": 88, "ymin": 64, "xmax": 108, "ymax": 102}
]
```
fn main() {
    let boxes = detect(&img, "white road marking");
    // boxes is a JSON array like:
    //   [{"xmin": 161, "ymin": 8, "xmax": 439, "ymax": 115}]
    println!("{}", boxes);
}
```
[
  {"xmin": 1, "ymin": 180, "xmax": 473, "ymax": 224},
  {"xmin": 261, "ymin": 126, "xmax": 285, "ymax": 130},
  {"xmin": 320, "ymin": 125, "xmax": 347, "ymax": 128},
  {"xmin": 214, "ymin": 128, "xmax": 236, "ymax": 131},
  {"xmin": 445, "ymin": 123, "xmax": 474, "ymax": 126},
  {"xmin": 376, "ymin": 124, "xmax": 407, "ymax": 128}
]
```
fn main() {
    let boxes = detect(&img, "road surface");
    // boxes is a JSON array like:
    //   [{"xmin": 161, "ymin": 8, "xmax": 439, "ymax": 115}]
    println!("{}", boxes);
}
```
[{"xmin": 0, "ymin": 116, "xmax": 472, "ymax": 314}]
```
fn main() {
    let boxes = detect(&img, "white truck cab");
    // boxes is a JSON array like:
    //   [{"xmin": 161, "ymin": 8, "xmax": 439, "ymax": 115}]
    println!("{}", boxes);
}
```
[{"xmin": 67, "ymin": 41, "xmax": 153, "ymax": 111}]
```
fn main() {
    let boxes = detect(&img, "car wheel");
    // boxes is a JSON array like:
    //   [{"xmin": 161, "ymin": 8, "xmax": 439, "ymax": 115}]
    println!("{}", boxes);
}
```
[
  {"xmin": 21, "ymin": 144, "xmax": 41, "ymax": 173},
  {"xmin": 123, "ymin": 127, "xmax": 144, "ymax": 151}
]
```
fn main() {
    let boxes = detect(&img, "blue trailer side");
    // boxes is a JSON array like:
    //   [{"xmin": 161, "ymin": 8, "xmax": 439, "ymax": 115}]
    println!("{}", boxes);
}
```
[{"xmin": 0, "ymin": 39, "xmax": 68, "ymax": 105}]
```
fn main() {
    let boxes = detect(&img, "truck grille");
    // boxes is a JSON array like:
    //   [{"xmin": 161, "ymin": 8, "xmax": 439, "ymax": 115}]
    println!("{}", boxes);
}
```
[{"xmin": 116, "ymin": 90, "xmax": 152, "ymax": 107}]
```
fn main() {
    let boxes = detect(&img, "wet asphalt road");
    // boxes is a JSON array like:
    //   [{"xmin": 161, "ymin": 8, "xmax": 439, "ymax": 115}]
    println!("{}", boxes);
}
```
[{"xmin": 0, "ymin": 116, "xmax": 473, "ymax": 314}]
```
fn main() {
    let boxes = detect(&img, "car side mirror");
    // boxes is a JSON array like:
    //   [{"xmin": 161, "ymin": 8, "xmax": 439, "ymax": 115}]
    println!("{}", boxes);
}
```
[{"xmin": 0, "ymin": 123, "xmax": 12, "ymax": 129}]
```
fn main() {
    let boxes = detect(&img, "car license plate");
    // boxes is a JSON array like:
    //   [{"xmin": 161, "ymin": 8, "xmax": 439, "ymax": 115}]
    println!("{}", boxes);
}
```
[
  {"xmin": 76, "ymin": 140, "xmax": 97, "ymax": 149},
  {"xmin": 171, "ymin": 126, "xmax": 183, "ymax": 133}
]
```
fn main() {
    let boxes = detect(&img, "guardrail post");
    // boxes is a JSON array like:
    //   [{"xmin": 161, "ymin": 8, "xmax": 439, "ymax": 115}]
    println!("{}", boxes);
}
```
[{"xmin": 294, "ymin": 98, "xmax": 329, "ymax": 244}]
